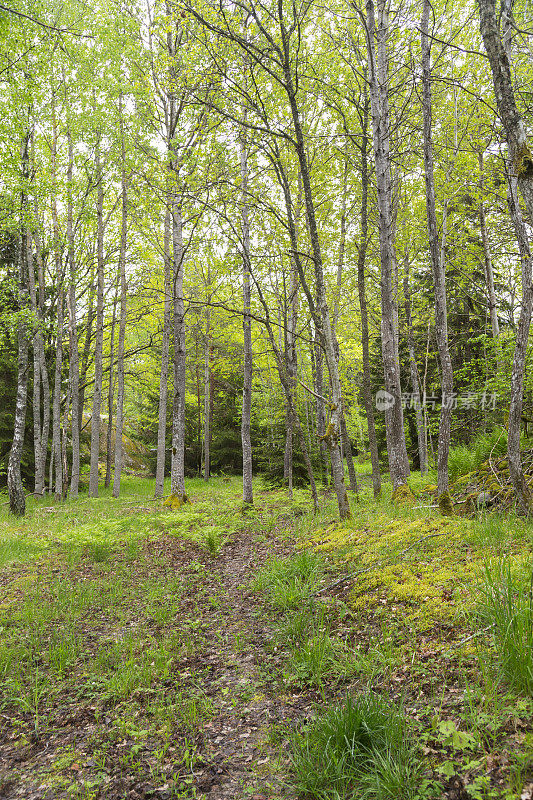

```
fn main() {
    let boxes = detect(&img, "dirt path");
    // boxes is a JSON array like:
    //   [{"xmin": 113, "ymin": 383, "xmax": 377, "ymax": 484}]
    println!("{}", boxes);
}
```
[
  {"xmin": 192, "ymin": 528, "xmax": 308, "ymax": 800},
  {"xmin": 0, "ymin": 520, "xmax": 315, "ymax": 800}
]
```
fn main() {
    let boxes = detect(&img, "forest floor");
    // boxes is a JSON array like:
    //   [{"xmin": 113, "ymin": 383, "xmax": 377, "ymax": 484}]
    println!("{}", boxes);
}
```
[{"xmin": 0, "ymin": 473, "xmax": 533, "ymax": 799}]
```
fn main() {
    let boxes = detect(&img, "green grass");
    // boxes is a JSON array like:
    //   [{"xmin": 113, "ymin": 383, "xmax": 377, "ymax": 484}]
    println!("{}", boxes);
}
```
[
  {"xmin": 252, "ymin": 550, "xmax": 325, "ymax": 609},
  {"xmin": 288, "ymin": 693, "xmax": 423, "ymax": 799},
  {"xmin": 476, "ymin": 558, "xmax": 533, "ymax": 694}
]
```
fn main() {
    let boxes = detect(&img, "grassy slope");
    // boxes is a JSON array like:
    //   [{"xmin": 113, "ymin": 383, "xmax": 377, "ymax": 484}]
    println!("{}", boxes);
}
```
[{"xmin": 0, "ymin": 473, "xmax": 532, "ymax": 798}]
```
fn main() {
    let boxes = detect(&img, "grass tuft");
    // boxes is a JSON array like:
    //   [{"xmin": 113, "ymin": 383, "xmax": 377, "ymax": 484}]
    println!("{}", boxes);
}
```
[{"xmin": 288, "ymin": 693, "xmax": 422, "ymax": 799}]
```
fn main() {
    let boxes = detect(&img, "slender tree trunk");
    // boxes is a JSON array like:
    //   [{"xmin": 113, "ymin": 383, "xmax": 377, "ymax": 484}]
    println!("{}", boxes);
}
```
[
  {"xmin": 67, "ymin": 128, "xmax": 80, "ymax": 498},
  {"xmin": 314, "ymin": 336, "xmax": 329, "ymax": 485},
  {"xmin": 421, "ymin": 0, "xmax": 453, "ymax": 502},
  {"xmin": 8, "ymin": 230, "xmax": 30, "ymax": 516},
  {"xmin": 403, "ymin": 255, "xmax": 428, "ymax": 475},
  {"xmin": 283, "ymin": 194, "xmax": 301, "ymax": 497},
  {"xmin": 278, "ymin": 42, "xmax": 350, "ymax": 517},
  {"xmin": 478, "ymin": 152, "xmax": 500, "ymax": 347},
  {"xmin": 240, "ymin": 128, "xmax": 254, "ymax": 506},
  {"xmin": 49, "ymin": 89, "xmax": 64, "ymax": 498},
  {"xmin": 203, "ymin": 265, "xmax": 211, "ymax": 481},
  {"xmin": 364, "ymin": 0, "xmax": 410, "ymax": 492},
  {"xmin": 478, "ymin": 0, "xmax": 533, "ymax": 220},
  {"xmin": 356, "ymin": 90, "xmax": 381, "ymax": 496},
  {"xmin": 170, "ymin": 193, "xmax": 186, "ymax": 501},
  {"xmin": 79, "ymin": 267, "xmax": 95, "ymax": 431},
  {"xmin": 255, "ymin": 279, "xmax": 319, "ymax": 511},
  {"xmin": 155, "ymin": 208, "xmax": 172, "ymax": 497},
  {"xmin": 31, "ymin": 217, "xmax": 50, "ymax": 494},
  {"xmin": 105, "ymin": 285, "xmax": 118, "ymax": 489},
  {"xmin": 506, "ymin": 169, "xmax": 533, "ymax": 513},
  {"xmin": 113, "ymin": 131, "xmax": 128, "ymax": 499},
  {"xmin": 27, "ymin": 222, "xmax": 45, "ymax": 496},
  {"xmin": 89, "ymin": 134, "xmax": 105, "ymax": 497},
  {"xmin": 333, "ymin": 155, "xmax": 348, "ymax": 330},
  {"xmin": 479, "ymin": 0, "xmax": 533, "ymax": 513},
  {"xmin": 52, "ymin": 288, "xmax": 64, "ymax": 500}
]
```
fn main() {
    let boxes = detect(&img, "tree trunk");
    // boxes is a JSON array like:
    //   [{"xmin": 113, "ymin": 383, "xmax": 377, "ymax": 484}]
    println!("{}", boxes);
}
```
[
  {"xmin": 203, "ymin": 265, "xmax": 211, "ymax": 481},
  {"xmin": 49, "ymin": 89, "xmax": 62, "ymax": 497},
  {"xmin": 356, "ymin": 89, "xmax": 381, "ymax": 497},
  {"xmin": 104, "ymin": 284, "xmax": 118, "ymax": 489},
  {"xmin": 32, "ymin": 218, "xmax": 50, "ymax": 494},
  {"xmin": 27, "ymin": 220, "xmax": 48, "ymax": 496},
  {"xmin": 279, "ymin": 42, "xmax": 350, "ymax": 518},
  {"xmin": 506, "ymin": 169, "xmax": 533, "ymax": 513},
  {"xmin": 240, "ymin": 129, "xmax": 253, "ymax": 506},
  {"xmin": 89, "ymin": 134, "xmax": 105, "ymax": 497},
  {"xmin": 364, "ymin": 0, "xmax": 410, "ymax": 492},
  {"xmin": 8, "ymin": 230, "xmax": 30, "ymax": 516},
  {"xmin": 403, "ymin": 254, "xmax": 428, "ymax": 475},
  {"xmin": 478, "ymin": 152, "xmax": 500, "ymax": 346},
  {"xmin": 421, "ymin": 0, "xmax": 453, "ymax": 502},
  {"xmin": 313, "ymin": 336, "xmax": 329, "ymax": 485},
  {"xmin": 478, "ymin": 0, "xmax": 533, "ymax": 220},
  {"xmin": 113, "ymin": 124, "xmax": 128, "ymax": 499},
  {"xmin": 52, "ymin": 288, "xmax": 64, "ymax": 500},
  {"xmin": 79, "ymin": 268, "xmax": 95, "ymax": 431},
  {"xmin": 479, "ymin": 0, "xmax": 533, "ymax": 513},
  {"xmin": 170, "ymin": 195, "xmax": 186, "ymax": 501},
  {"xmin": 67, "ymin": 128, "xmax": 80, "ymax": 498},
  {"xmin": 155, "ymin": 207, "xmax": 172, "ymax": 497},
  {"xmin": 255, "ymin": 279, "xmax": 319, "ymax": 512}
]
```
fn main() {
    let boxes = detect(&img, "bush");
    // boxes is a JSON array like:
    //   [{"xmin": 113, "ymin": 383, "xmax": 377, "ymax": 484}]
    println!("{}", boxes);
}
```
[{"xmin": 288, "ymin": 693, "xmax": 422, "ymax": 799}]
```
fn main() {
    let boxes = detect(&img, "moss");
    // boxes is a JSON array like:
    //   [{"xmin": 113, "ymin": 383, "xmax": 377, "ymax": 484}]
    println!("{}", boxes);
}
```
[
  {"xmin": 392, "ymin": 484, "xmax": 414, "ymax": 504},
  {"xmin": 438, "ymin": 491, "xmax": 454, "ymax": 516},
  {"xmin": 163, "ymin": 492, "xmax": 190, "ymax": 510},
  {"xmin": 514, "ymin": 143, "xmax": 533, "ymax": 178}
]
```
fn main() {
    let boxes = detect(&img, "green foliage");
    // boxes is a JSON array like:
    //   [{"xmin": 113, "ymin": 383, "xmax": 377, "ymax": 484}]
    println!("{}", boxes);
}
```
[
  {"xmin": 449, "ymin": 427, "xmax": 509, "ymax": 482},
  {"xmin": 252, "ymin": 550, "xmax": 324, "ymax": 609},
  {"xmin": 288, "ymin": 694, "xmax": 423, "ymax": 799},
  {"xmin": 476, "ymin": 559, "xmax": 533, "ymax": 694}
]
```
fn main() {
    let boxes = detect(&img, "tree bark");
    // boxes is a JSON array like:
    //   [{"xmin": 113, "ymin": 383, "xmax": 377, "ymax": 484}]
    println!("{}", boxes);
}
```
[
  {"xmin": 203, "ymin": 264, "xmax": 211, "ymax": 481},
  {"xmin": 506, "ymin": 168, "xmax": 533, "ymax": 513},
  {"xmin": 50, "ymin": 88, "xmax": 63, "ymax": 497},
  {"xmin": 479, "ymin": 0, "xmax": 533, "ymax": 513},
  {"xmin": 478, "ymin": 152, "xmax": 500, "ymax": 345},
  {"xmin": 279, "ymin": 34, "xmax": 350, "ymax": 518},
  {"xmin": 113, "ymin": 133, "xmax": 128, "ymax": 499},
  {"xmin": 89, "ymin": 134, "xmax": 105, "ymax": 497},
  {"xmin": 33, "ymin": 219, "xmax": 50, "ymax": 494},
  {"xmin": 79, "ymin": 268, "xmax": 95, "ymax": 432},
  {"xmin": 170, "ymin": 193, "xmax": 186, "ymax": 500},
  {"xmin": 356, "ymin": 88, "xmax": 381, "ymax": 497},
  {"xmin": 478, "ymin": 0, "xmax": 533, "ymax": 220},
  {"xmin": 403, "ymin": 254, "xmax": 428, "ymax": 475},
  {"xmin": 155, "ymin": 207, "xmax": 172, "ymax": 497},
  {"xmin": 421, "ymin": 0, "xmax": 453, "ymax": 500},
  {"xmin": 8, "ymin": 229, "xmax": 30, "ymax": 516},
  {"xmin": 67, "ymin": 127, "xmax": 80, "ymax": 498},
  {"xmin": 239, "ymin": 128, "xmax": 254, "ymax": 506},
  {"xmin": 104, "ymin": 283, "xmax": 118, "ymax": 489},
  {"xmin": 364, "ymin": 0, "xmax": 410, "ymax": 492}
]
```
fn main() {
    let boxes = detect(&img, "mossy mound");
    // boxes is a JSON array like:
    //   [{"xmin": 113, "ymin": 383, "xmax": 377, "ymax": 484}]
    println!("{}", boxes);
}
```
[
  {"xmin": 391, "ymin": 483, "xmax": 414, "ymax": 504},
  {"xmin": 163, "ymin": 492, "xmax": 190, "ymax": 510},
  {"xmin": 450, "ymin": 448, "xmax": 533, "ymax": 515}
]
